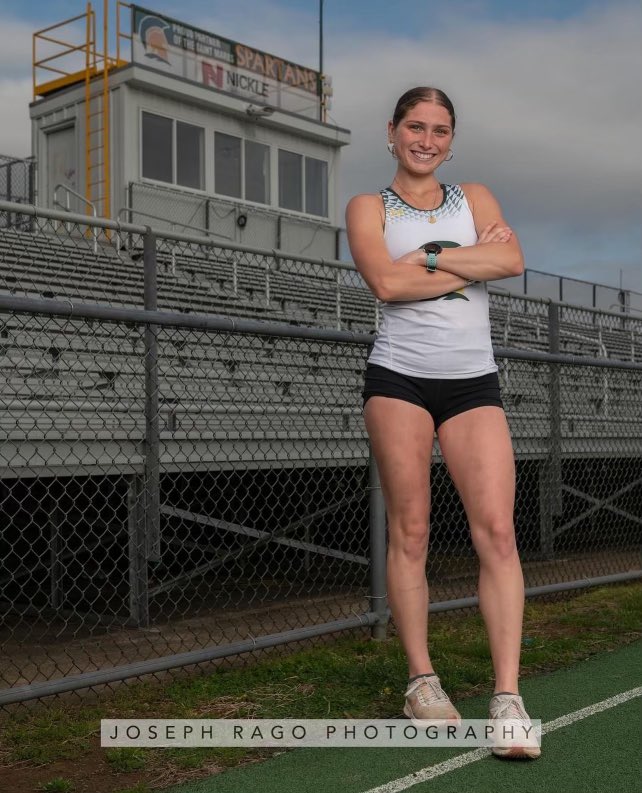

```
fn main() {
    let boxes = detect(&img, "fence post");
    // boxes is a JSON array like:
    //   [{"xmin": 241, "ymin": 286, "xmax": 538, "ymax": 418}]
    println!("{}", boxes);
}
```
[
  {"xmin": 368, "ymin": 447, "xmax": 388, "ymax": 639},
  {"xmin": 128, "ymin": 473, "xmax": 149, "ymax": 627},
  {"xmin": 6, "ymin": 165, "xmax": 12, "ymax": 228},
  {"xmin": 540, "ymin": 301, "xmax": 563, "ymax": 556},
  {"xmin": 143, "ymin": 229, "xmax": 161, "ymax": 565},
  {"xmin": 266, "ymin": 255, "xmax": 273, "ymax": 308}
]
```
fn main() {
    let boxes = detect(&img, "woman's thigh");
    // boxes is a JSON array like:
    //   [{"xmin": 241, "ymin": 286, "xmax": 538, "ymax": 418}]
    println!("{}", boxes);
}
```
[
  {"xmin": 364, "ymin": 396, "xmax": 435, "ymax": 527},
  {"xmin": 436, "ymin": 406, "xmax": 515, "ymax": 529}
]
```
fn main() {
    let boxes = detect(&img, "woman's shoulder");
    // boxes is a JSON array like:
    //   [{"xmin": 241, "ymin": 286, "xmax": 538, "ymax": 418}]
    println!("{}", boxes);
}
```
[
  {"xmin": 347, "ymin": 191, "xmax": 386, "ymax": 207},
  {"xmin": 345, "ymin": 192, "xmax": 385, "ymax": 221},
  {"xmin": 346, "ymin": 193, "xmax": 386, "ymax": 228},
  {"xmin": 457, "ymin": 182, "xmax": 496, "ymax": 209}
]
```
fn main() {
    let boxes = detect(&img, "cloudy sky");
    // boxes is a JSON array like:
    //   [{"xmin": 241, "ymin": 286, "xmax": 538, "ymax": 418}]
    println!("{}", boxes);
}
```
[{"xmin": 0, "ymin": 0, "xmax": 640, "ymax": 293}]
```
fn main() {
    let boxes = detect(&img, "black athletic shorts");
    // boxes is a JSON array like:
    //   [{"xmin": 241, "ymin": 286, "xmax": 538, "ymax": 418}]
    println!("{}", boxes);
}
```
[{"xmin": 361, "ymin": 363, "xmax": 504, "ymax": 430}]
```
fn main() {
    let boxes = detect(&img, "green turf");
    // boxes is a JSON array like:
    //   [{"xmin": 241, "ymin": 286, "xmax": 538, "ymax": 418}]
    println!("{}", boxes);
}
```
[{"xmin": 161, "ymin": 640, "xmax": 642, "ymax": 793}]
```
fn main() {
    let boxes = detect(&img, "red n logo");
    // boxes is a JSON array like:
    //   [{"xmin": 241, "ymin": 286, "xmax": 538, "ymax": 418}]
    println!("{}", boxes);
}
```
[{"xmin": 202, "ymin": 62, "xmax": 224, "ymax": 88}]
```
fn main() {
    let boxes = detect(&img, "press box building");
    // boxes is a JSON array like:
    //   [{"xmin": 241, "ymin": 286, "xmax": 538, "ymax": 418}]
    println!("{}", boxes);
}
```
[{"xmin": 30, "ymin": 2, "xmax": 350, "ymax": 259}]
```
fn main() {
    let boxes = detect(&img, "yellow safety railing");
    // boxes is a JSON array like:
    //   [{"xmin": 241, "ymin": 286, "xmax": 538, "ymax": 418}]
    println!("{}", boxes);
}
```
[{"xmin": 33, "ymin": 1, "xmax": 130, "ymax": 219}]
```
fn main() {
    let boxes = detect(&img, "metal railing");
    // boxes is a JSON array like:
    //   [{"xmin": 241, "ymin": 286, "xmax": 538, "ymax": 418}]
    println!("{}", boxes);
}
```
[
  {"xmin": 2, "ymin": 199, "xmax": 641, "ymax": 352},
  {"xmin": 128, "ymin": 180, "xmax": 342, "ymax": 260},
  {"xmin": 53, "ymin": 184, "xmax": 98, "ymax": 253}
]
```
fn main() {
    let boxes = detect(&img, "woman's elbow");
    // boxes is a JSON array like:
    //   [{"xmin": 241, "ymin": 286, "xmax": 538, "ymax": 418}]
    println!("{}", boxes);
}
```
[
  {"xmin": 510, "ymin": 253, "xmax": 525, "ymax": 277},
  {"xmin": 375, "ymin": 276, "xmax": 392, "ymax": 302},
  {"xmin": 359, "ymin": 269, "xmax": 388, "ymax": 302}
]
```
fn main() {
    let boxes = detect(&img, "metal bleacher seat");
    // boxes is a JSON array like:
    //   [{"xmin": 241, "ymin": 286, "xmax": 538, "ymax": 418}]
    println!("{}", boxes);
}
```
[{"xmin": 1, "ymin": 224, "xmax": 641, "ymax": 454}]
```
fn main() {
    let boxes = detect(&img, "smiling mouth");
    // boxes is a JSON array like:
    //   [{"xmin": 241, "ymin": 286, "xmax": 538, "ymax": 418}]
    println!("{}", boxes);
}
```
[{"xmin": 410, "ymin": 151, "xmax": 436, "ymax": 161}]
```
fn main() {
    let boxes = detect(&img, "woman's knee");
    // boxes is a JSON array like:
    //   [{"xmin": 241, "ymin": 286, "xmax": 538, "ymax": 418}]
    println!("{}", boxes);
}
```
[
  {"xmin": 388, "ymin": 519, "xmax": 430, "ymax": 559},
  {"xmin": 472, "ymin": 517, "xmax": 517, "ymax": 560}
]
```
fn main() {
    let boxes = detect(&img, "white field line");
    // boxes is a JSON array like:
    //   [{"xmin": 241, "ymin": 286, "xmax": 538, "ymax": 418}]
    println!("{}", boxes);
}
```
[{"xmin": 361, "ymin": 686, "xmax": 642, "ymax": 793}]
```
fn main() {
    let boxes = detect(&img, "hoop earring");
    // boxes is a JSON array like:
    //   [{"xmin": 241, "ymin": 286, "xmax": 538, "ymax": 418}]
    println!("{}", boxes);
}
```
[
  {"xmin": 445, "ymin": 149, "xmax": 454, "ymax": 162},
  {"xmin": 386, "ymin": 141, "xmax": 397, "ymax": 159}
]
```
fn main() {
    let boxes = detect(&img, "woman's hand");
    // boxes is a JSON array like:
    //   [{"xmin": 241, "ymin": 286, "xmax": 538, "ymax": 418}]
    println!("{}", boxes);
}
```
[{"xmin": 477, "ymin": 221, "xmax": 512, "ymax": 244}]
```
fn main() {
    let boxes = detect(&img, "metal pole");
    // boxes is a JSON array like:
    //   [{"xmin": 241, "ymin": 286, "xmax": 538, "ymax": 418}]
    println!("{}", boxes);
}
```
[
  {"xmin": 549, "ymin": 301, "xmax": 562, "ymax": 517},
  {"xmin": 319, "ymin": 0, "xmax": 324, "ymax": 122},
  {"xmin": 5, "ymin": 569, "xmax": 641, "ymax": 705},
  {"xmin": 143, "ymin": 229, "xmax": 161, "ymax": 564},
  {"xmin": 540, "ymin": 301, "xmax": 562, "ymax": 557},
  {"xmin": 6, "ymin": 164, "xmax": 12, "ymax": 227},
  {"xmin": 368, "ymin": 447, "xmax": 388, "ymax": 639},
  {"xmin": 127, "ymin": 473, "xmax": 148, "ymax": 627},
  {"xmin": 28, "ymin": 159, "xmax": 36, "ymax": 218}
]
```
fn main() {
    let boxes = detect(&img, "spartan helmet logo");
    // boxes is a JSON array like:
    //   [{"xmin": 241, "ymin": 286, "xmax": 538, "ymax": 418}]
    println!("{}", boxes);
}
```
[{"xmin": 139, "ymin": 15, "xmax": 171, "ymax": 64}]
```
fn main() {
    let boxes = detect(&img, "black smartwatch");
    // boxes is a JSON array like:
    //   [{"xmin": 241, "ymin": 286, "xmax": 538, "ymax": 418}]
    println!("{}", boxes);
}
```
[{"xmin": 420, "ymin": 242, "xmax": 443, "ymax": 273}]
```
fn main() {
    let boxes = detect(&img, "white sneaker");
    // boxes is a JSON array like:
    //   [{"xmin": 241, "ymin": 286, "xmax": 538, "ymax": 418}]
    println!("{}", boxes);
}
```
[
  {"xmin": 403, "ymin": 674, "xmax": 461, "ymax": 726},
  {"xmin": 489, "ymin": 692, "xmax": 541, "ymax": 759}
]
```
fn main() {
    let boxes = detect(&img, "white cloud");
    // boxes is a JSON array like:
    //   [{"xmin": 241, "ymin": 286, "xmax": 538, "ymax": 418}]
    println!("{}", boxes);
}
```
[
  {"xmin": 329, "ymin": 4, "xmax": 642, "ymax": 219},
  {"xmin": 325, "ymin": 3, "xmax": 642, "ymax": 289},
  {"xmin": 0, "ymin": 18, "xmax": 33, "ymax": 156},
  {"xmin": 0, "ymin": 78, "xmax": 31, "ymax": 157},
  {"xmin": 0, "ymin": 17, "xmax": 33, "ymax": 77}
]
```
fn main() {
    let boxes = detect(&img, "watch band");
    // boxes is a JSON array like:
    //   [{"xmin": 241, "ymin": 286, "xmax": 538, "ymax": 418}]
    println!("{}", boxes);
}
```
[{"xmin": 426, "ymin": 252, "xmax": 438, "ymax": 273}]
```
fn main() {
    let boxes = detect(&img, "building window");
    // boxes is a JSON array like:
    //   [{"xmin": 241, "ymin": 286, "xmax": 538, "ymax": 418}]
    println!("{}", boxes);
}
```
[
  {"xmin": 142, "ymin": 112, "xmax": 172, "ymax": 184},
  {"xmin": 245, "ymin": 140, "xmax": 270, "ymax": 204},
  {"xmin": 278, "ymin": 150, "xmax": 303, "ymax": 212},
  {"xmin": 141, "ymin": 112, "xmax": 204, "ymax": 189},
  {"xmin": 305, "ymin": 157, "xmax": 328, "ymax": 217},
  {"xmin": 278, "ymin": 149, "xmax": 328, "ymax": 217},
  {"xmin": 177, "ymin": 121, "xmax": 204, "ymax": 189},
  {"xmin": 214, "ymin": 134, "xmax": 270, "ymax": 205},
  {"xmin": 214, "ymin": 132, "xmax": 242, "ymax": 198}
]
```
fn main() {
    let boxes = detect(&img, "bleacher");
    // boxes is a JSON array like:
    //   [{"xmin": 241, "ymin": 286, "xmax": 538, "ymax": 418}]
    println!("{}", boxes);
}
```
[
  {"xmin": 1, "ymin": 224, "xmax": 640, "ymax": 345},
  {"xmin": 1, "ymin": 224, "xmax": 641, "ymax": 478}
]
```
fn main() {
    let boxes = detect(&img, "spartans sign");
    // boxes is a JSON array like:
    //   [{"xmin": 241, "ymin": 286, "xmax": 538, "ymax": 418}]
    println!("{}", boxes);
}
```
[{"xmin": 132, "ymin": 5, "xmax": 322, "ymax": 118}]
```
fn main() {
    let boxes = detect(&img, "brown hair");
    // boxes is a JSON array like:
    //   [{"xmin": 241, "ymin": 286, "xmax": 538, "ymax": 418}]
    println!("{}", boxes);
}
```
[{"xmin": 392, "ymin": 87, "xmax": 456, "ymax": 133}]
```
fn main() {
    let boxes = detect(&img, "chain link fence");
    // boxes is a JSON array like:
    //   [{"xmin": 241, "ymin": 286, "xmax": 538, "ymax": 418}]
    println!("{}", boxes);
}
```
[
  {"xmin": 2, "ymin": 201, "xmax": 641, "ymax": 347},
  {"xmin": 0, "ymin": 199, "xmax": 641, "ymax": 708},
  {"xmin": 0, "ymin": 156, "xmax": 35, "ymax": 230}
]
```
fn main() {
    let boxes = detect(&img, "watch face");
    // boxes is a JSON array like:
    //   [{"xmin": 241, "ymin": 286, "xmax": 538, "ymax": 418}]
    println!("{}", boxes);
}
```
[{"xmin": 422, "ymin": 242, "xmax": 443, "ymax": 255}]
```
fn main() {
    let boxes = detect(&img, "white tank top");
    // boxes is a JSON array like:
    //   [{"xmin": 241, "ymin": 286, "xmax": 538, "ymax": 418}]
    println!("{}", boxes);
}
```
[{"xmin": 367, "ymin": 184, "xmax": 498, "ymax": 378}]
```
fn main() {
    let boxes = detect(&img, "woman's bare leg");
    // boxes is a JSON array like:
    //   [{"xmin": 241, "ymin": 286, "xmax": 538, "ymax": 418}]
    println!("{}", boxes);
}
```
[
  {"xmin": 437, "ymin": 406, "xmax": 524, "ymax": 694},
  {"xmin": 364, "ymin": 396, "xmax": 436, "ymax": 677}
]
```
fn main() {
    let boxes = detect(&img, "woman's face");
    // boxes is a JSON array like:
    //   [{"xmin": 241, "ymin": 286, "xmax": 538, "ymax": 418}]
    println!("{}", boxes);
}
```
[{"xmin": 388, "ymin": 101, "xmax": 454, "ymax": 176}]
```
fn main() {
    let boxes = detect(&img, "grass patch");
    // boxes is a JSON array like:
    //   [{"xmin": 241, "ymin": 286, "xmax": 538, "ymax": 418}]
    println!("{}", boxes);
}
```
[
  {"xmin": 1, "ymin": 581, "xmax": 641, "ymax": 792},
  {"xmin": 105, "ymin": 747, "xmax": 147, "ymax": 772},
  {"xmin": 37, "ymin": 779, "xmax": 74, "ymax": 792},
  {"xmin": 113, "ymin": 785, "xmax": 152, "ymax": 793}
]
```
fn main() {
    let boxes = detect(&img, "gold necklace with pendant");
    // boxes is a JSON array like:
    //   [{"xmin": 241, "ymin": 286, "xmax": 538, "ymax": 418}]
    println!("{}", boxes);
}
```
[{"xmin": 393, "ymin": 181, "xmax": 442, "ymax": 223}]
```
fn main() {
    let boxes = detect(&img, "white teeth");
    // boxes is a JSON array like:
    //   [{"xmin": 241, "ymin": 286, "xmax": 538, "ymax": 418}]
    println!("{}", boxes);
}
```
[{"xmin": 412, "ymin": 152, "xmax": 434, "ymax": 160}]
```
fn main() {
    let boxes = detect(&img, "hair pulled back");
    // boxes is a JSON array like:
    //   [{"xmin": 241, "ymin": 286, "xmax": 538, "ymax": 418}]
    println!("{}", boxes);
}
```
[{"xmin": 392, "ymin": 87, "xmax": 456, "ymax": 133}]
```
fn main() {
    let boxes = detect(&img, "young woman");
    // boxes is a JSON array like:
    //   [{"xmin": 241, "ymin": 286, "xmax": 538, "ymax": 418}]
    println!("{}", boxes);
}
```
[{"xmin": 346, "ymin": 86, "xmax": 540, "ymax": 759}]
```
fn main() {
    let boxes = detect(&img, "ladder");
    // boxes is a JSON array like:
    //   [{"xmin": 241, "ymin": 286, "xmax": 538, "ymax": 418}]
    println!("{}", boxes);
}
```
[{"xmin": 84, "ymin": 2, "xmax": 111, "ymax": 219}]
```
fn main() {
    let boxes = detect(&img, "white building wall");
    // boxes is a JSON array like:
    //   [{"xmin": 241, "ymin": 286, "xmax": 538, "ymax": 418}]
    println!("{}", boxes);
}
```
[{"xmin": 30, "ymin": 64, "xmax": 350, "ymax": 259}]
